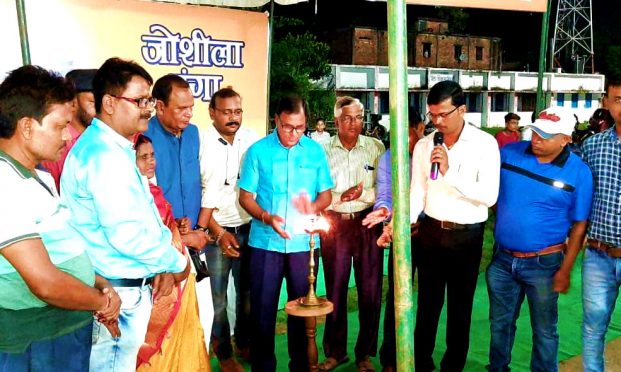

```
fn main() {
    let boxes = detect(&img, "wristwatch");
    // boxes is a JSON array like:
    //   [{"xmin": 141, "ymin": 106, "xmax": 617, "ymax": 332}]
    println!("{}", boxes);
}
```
[{"xmin": 194, "ymin": 224, "xmax": 208, "ymax": 232}]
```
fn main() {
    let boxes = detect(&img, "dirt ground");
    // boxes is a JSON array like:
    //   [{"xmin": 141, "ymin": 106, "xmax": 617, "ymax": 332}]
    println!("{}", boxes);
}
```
[{"xmin": 560, "ymin": 337, "xmax": 621, "ymax": 371}]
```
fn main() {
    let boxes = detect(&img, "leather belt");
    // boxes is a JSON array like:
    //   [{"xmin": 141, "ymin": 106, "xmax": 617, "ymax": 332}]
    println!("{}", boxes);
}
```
[
  {"xmin": 501, "ymin": 243, "xmax": 566, "ymax": 259},
  {"xmin": 327, "ymin": 209, "xmax": 369, "ymax": 221},
  {"xmin": 426, "ymin": 216, "xmax": 484, "ymax": 231},
  {"xmin": 587, "ymin": 238, "xmax": 621, "ymax": 258},
  {"xmin": 106, "ymin": 277, "xmax": 153, "ymax": 287},
  {"xmin": 223, "ymin": 223, "xmax": 250, "ymax": 235}
]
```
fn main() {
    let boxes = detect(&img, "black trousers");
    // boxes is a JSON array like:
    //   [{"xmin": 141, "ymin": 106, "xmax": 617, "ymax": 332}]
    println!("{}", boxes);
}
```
[
  {"xmin": 414, "ymin": 217, "xmax": 485, "ymax": 372},
  {"xmin": 321, "ymin": 210, "xmax": 384, "ymax": 362}
]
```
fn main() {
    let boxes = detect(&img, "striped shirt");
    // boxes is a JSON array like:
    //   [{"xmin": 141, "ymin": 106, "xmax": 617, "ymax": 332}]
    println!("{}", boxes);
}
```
[
  {"xmin": 323, "ymin": 135, "xmax": 385, "ymax": 213},
  {"xmin": 0, "ymin": 150, "xmax": 95, "ymax": 353},
  {"xmin": 581, "ymin": 127, "xmax": 621, "ymax": 247}
]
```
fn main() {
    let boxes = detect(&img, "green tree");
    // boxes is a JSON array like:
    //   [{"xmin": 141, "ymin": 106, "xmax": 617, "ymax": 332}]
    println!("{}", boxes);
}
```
[
  {"xmin": 436, "ymin": 7, "xmax": 469, "ymax": 33},
  {"xmin": 269, "ymin": 18, "xmax": 335, "ymax": 126},
  {"xmin": 601, "ymin": 45, "xmax": 621, "ymax": 77}
]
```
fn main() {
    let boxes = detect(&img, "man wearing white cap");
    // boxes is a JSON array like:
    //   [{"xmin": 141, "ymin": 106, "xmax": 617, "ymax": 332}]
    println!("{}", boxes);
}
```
[{"xmin": 486, "ymin": 106, "xmax": 593, "ymax": 371}]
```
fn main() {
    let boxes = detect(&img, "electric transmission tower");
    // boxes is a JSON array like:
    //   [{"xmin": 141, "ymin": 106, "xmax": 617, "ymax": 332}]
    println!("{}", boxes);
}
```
[{"xmin": 552, "ymin": 0, "xmax": 594, "ymax": 74}]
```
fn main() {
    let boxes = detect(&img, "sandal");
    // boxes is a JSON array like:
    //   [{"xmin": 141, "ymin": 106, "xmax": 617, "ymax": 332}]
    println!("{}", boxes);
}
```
[
  {"xmin": 318, "ymin": 356, "xmax": 350, "ymax": 371},
  {"xmin": 357, "ymin": 356, "xmax": 375, "ymax": 372}
]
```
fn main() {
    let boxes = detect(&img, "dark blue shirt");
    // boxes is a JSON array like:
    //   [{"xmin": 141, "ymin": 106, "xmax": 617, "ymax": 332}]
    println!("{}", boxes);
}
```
[
  {"xmin": 144, "ymin": 117, "xmax": 202, "ymax": 226},
  {"xmin": 495, "ymin": 141, "xmax": 593, "ymax": 252},
  {"xmin": 581, "ymin": 127, "xmax": 621, "ymax": 246}
]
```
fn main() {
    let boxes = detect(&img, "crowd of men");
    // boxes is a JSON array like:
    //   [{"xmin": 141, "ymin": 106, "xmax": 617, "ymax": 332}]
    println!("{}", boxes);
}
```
[{"xmin": 1, "ymin": 55, "xmax": 621, "ymax": 372}]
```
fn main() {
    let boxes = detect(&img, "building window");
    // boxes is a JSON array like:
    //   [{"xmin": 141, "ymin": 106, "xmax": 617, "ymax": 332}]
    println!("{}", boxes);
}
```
[
  {"xmin": 379, "ymin": 92, "xmax": 389, "ymax": 114},
  {"xmin": 454, "ymin": 44, "xmax": 463, "ymax": 62},
  {"xmin": 465, "ymin": 93, "xmax": 482, "ymax": 113},
  {"xmin": 423, "ymin": 42, "xmax": 432, "ymax": 59},
  {"xmin": 491, "ymin": 93, "xmax": 509, "ymax": 112},
  {"xmin": 571, "ymin": 93, "xmax": 579, "ymax": 108},
  {"xmin": 476, "ymin": 46, "xmax": 483, "ymax": 61},
  {"xmin": 518, "ymin": 93, "xmax": 537, "ymax": 112},
  {"xmin": 557, "ymin": 93, "xmax": 565, "ymax": 107},
  {"xmin": 585, "ymin": 93, "xmax": 592, "ymax": 108},
  {"xmin": 409, "ymin": 92, "xmax": 423, "ymax": 114}
]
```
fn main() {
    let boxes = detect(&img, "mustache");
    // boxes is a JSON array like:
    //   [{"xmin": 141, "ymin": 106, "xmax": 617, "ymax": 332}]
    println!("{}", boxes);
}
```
[{"xmin": 225, "ymin": 121, "xmax": 240, "ymax": 127}]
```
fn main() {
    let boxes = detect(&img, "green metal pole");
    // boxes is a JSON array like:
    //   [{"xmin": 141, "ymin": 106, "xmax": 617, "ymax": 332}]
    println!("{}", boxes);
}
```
[
  {"xmin": 265, "ymin": 0, "xmax": 275, "ymax": 133},
  {"xmin": 535, "ymin": 0, "xmax": 551, "ymax": 113},
  {"xmin": 15, "ymin": 0, "xmax": 31, "ymax": 65},
  {"xmin": 386, "ymin": 0, "xmax": 414, "ymax": 369}
]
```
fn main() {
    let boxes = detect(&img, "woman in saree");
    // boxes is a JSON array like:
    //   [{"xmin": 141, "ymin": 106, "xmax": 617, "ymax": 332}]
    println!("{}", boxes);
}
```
[{"xmin": 134, "ymin": 134, "xmax": 211, "ymax": 372}]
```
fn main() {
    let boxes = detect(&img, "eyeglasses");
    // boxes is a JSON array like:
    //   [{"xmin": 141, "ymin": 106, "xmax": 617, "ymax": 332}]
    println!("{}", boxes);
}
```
[
  {"xmin": 426, "ymin": 106, "xmax": 459, "ymax": 121},
  {"xmin": 214, "ymin": 108, "xmax": 243, "ymax": 116},
  {"xmin": 340, "ymin": 115, "xmax": 364, "ymax": 124},
  {"xmin": 280, "ymin": 124, "xmax": 306, "ymax": 134},
  {"xmin": 112, "ymin": 95, "xmax": 156, "ymax": 109}
]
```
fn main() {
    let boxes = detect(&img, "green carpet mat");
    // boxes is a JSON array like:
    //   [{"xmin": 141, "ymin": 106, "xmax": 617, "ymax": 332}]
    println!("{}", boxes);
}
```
[{"xmin": 211, "ymin": 255, "xmax": 621, "ymax": 371}]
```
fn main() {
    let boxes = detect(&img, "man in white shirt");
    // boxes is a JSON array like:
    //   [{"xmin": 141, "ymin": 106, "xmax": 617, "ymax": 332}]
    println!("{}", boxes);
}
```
[
  {"xmin": 411, "ymin": 80, "xmax": 500, "ymax": 372},
  {"xmin": 310, "ymin": 118, "xmax": 331, "ymax": 144},
  {"xmin": 196, "ymin": 88, "xmax": 259, "ymax": 371}
]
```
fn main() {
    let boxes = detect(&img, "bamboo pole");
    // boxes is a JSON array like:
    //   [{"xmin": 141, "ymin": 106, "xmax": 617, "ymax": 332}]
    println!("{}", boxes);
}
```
[
  {"xmin": 536, "ymin": 0, "xmax": 551, "ymax": 113},
  {"xmin": 15, "ymin": 0, "xmax": 31, "ymax": 65},
  {"xmin": 386, "ymin": 0, "xmax": 414, "ymax": 369}
]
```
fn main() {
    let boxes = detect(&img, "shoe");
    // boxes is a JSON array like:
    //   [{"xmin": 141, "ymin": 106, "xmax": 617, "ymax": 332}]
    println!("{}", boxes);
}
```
[
  {"xmin": 357, "ymin": 356, "xmax": 375, "ymax": 372},
  {"xmin": 318, "ymin": 356, "xmax": 350, "ymax": 371},
  {"xmin": 219, "ymin": 357, "xmax": 245, "ymax": 372},
  {"xmin": 235, "ymin": 346, "xmax": 251, "ymax": 363}
]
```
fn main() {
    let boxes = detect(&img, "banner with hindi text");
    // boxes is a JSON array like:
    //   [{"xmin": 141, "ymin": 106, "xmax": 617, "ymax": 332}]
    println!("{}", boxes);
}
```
[{"xmin": 0, "ymin": 0, "xmax": 269, "ymax": 134}]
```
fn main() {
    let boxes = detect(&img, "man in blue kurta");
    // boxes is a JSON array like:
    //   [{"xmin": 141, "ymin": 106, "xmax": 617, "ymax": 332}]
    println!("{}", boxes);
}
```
[
  {"xmin": 144, "ymin": 74, "xmax": 208, "ymax": 251},
  {"xmin": 486, "ymin": 107, "xmax": 593, "ymax": 372},
  {"xmin": 238, "ymin": 96, "xmax": 333, "ymax": 372}
]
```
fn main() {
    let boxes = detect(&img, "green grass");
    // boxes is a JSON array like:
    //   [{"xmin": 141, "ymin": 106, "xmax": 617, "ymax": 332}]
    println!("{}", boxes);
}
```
[{"xmin": 275, "ymin": 212, "xmax": 497, "ymax": 334}]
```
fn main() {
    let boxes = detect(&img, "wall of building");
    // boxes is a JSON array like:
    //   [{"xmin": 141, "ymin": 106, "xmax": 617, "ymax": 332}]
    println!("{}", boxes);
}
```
[
  {"xmin": 414, "ymin": 34, "xmax": 500, "ymax": 70},
  {"xmin": 329, "ymin": 64, "xmax": 605, "ymax": 128}
]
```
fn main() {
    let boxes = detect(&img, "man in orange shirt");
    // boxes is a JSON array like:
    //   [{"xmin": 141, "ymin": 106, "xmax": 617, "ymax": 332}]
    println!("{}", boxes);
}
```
[{"xmin": 40, "ymin": 69, "xmax": 97, "ymax": 192}]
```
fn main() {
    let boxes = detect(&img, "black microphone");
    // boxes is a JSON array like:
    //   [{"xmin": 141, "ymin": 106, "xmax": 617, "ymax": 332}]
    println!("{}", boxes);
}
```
[{"xmin": 430, "ymin": 132, "xmax": 444, "ymax": 180}]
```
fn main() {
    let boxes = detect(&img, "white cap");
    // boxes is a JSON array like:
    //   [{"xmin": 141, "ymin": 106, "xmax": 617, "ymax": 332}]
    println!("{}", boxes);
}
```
[{"xmin": 527, "ymin": 107, "xmax": 575, "ymax": 139}]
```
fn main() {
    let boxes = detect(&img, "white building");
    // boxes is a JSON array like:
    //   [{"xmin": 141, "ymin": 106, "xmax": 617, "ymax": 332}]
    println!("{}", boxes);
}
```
[{"xmin": 331, "ymin": 64, "xmax": 605, "ymax": 128}]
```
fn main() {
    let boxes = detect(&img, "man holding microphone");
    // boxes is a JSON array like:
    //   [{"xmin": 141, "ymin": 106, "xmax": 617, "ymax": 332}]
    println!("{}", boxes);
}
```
[{"xmin": 410, "ymin": 80, "xmax": 500, "ymax": 372}]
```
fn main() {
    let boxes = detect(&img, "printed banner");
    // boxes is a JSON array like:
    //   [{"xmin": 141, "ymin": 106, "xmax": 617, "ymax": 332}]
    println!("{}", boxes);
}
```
[
  {"xmin": 0, "ymin": 0, "xmax": 269, "ymax": 134},
  {"xmin": 405, "ymin": 0, "xmax": 547, "ymax": 12}
]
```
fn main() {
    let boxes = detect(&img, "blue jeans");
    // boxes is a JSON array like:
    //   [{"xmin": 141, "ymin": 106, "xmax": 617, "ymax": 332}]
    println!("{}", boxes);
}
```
[
  {"xmin": 206, "ymin": 225, "xmax": 251, "ymax": 360},
  {"xmin": 486, "ymin": 249, "xmax": 562, "ymax": 372},
  {"xmin": 582, "ymin": 247, "xmax": 621, "ymax": 372},
  {"xmin": 0, "ymin": 321, "xmax": 92, "ymax": 372},
  {"xmin": 89, "ymin": 285, "xmax": 152, "ymax": 372}
]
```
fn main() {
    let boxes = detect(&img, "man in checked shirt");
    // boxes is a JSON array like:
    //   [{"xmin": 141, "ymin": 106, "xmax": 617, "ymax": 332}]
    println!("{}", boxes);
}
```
[
  {"xmin": 319, "ymin": 96, "xmax": 385, "ymax": 372},
  {"xmin": 580, "ymin": 74, "xmax": 621, "ymax": 372}
]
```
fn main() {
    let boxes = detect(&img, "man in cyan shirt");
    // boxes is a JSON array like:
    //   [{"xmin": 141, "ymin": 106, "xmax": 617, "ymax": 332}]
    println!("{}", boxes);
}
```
[
  {"xmin": 62, "ymin": 58, "xmax": 189, "ymax": 372},
  {"xmin": 487, "ymin": 107, "xmax": 592, "ymax": 371},
  {"xmin": 239, "ymin": 96, "xmax": 333, "ymax": 372}
]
